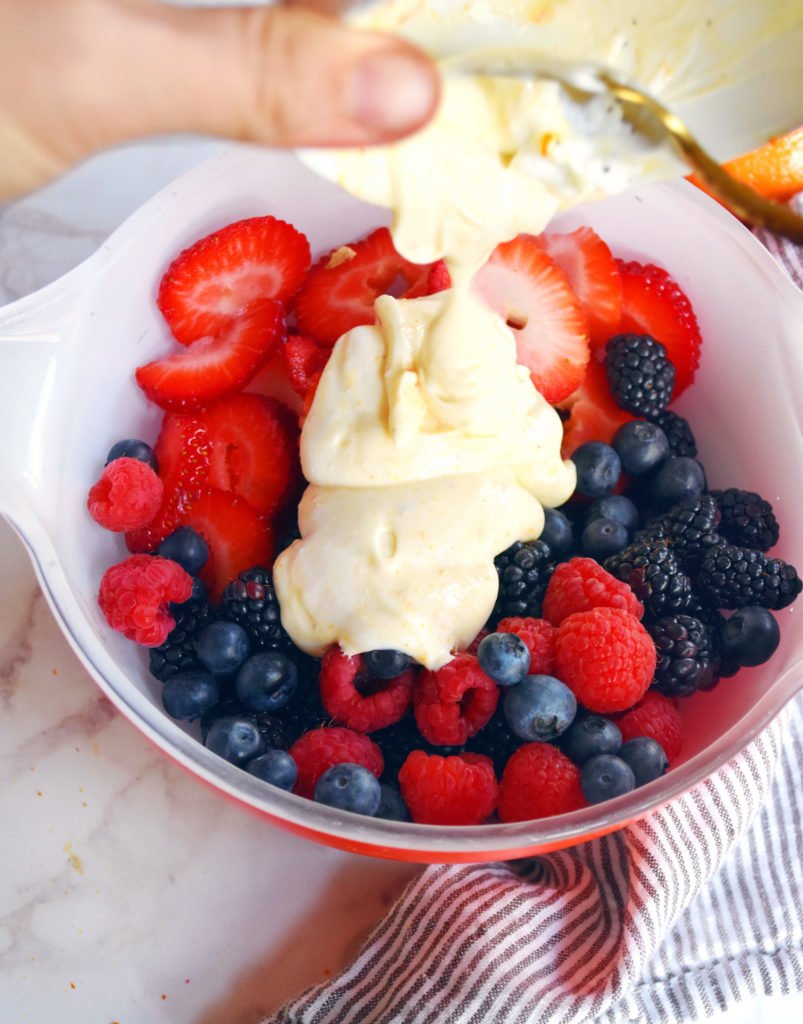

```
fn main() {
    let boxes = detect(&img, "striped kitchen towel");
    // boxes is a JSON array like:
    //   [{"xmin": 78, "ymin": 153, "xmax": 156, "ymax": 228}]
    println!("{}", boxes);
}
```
[{"xmin": 267, "ymin": 220, "xmax": 803, "ymax": 1024}]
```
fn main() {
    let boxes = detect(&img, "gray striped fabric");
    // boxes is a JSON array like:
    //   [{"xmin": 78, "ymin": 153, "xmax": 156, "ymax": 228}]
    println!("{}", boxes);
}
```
[{"xmin": 266, "ymin": 221, "xmax": 803, "ymax": 1024}]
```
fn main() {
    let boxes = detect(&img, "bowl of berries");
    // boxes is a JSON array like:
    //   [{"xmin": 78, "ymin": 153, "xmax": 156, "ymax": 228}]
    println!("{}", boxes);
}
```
[{"xmin": 1, "ymin": 146, "xmax": 802, "ymax": 862}]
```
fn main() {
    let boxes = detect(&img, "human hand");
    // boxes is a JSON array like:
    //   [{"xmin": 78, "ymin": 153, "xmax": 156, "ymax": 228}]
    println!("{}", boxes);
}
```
[{"xmin": 0, "ymin": 0, "xmax": 439, "ymax": 200}]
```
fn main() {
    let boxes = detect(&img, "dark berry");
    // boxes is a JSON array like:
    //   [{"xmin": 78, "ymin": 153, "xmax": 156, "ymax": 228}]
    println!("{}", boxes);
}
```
[
  {"xmin": 205, "ymin": 716, "xmax": 266, "ymax": 766},
  {"xmin": 581, "ymin": 754, "xmax": 635, "ymax": 803},
  {"xmin": 719, "ymin": 607, "xmax": 781, "ymax": 667},
  {"xmin": 648, "ymin": 410, "xmax": 697, "ymax": 458},
  {"xmin": 572, "ymin": 442, "xmax": 621, "ymax": 498},
  {"xmin": 161, "ymin": 669, "xmax": 220, "ymax": 721},
  {"xmin": 363, "ymin": 649, "xmax": 413, "ymax": 680},
  {"xmin": 466, "ymin": 708, "xmax": 520, "ymax": 775},
  {"xmin": 648, "ymin": 614, "xmax": 717, "ymax": 697},
  {"xmin": 477, "ymin": 632, "xmax": 530, "ymax": 686},
  {"xmin": 246, "ymin": 749, "xmax": 298, "ymax": 791},
  {"xmin": 605, "ymin": 333, "xmax": 675, "ymax": 417},
  {"xmin": 651, "ymin": 457, "xmax": 706, "ymax": 510},
  {"xmin": 376, "ymin": 783, "xmax": 411, "ymax": 821},
  {"xmin": 619, "ymin": 737, "xmax": 668, "ymax": 786},
  {"xmin": 219, "ymin": 567, "xmax": 290, "ymax": 651},
  {"xmin": 581, "ymin": 517, "xmax": 629, "ymax": 559},
  {"xmin": 541, "ymin": 507, "xmax": 574, "ymax": 557},
  {"xmin": 235, "ymin": 652, "xmax": 299, "ymax": 712},
  {"xmin": 105, "ymin": 438, "xmax": 157, "ymax": 471},
  {"xmin": 613, "ymin": 420, "xmax": 670, "ymax": 476},
  {"xmin": 492, "ymin": 540, "xmax": 556, "ymax": 621},
  {"xmin": 586, "ymin": 494, "xmax": 639, "ymax": 534},
  {"xmin": 637, "ymin": 494, "xmax": 724, "ymax": 573},
  {"xmin": 561, "ymin": 714, "xmax": 622, "ymax": 764},
  {"xmin": 711, "ymin": 488, "xmax": 780, "ymax": 552},
  {"xmin": 314, "ymin": 763, "xmax": 382, "ymax": 815},
  {"xmin": 698, "ymin": 545, "xmax": 802, "ymax": 610},
  {"xmin": 196, "ymin": 621, "xmax": 251, "ymax": 676},
  {"xmin": 503, "ymin": 674, "xmax": 577, "ymax": 742},
  {"xmin": 149, "ymin": 600, "xmax": 214, "ymax": 682},
  {"xmin": 605, "ymin": 539, "xmax": 693, "ymax": 617},
  {"xmin": 157, "ymin": 526, "xmax": 210, "ymax": 575},
  {"xmin": 178, "ymin": 576, "xmax": 209, "ymax": 606}
]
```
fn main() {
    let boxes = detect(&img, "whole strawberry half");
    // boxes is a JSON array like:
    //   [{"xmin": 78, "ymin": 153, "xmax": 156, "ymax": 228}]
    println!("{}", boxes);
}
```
[
  {"xmin": 558, "ymin": 358, "xmax": 636, "ymax": 459},
  {"xmin": 158, "ymin": 216, "xmax": 311, "ymax": 345},
  {"xmin": 472, "ymin": 235, "xmax": 590, "ymax": 404}
]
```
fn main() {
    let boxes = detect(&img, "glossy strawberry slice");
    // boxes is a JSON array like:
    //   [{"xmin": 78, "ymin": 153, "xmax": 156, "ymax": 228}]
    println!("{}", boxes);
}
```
[
  {"xmin": 473, "ymin": 235, "xmax": 590, "ymax": 404},
  {"xmin": 282, "ymin": 333, "xmax": 330, "ymax": 399},
  {"xmin": 536, "ymin": 227, "xmax": 622, "ymax": 349},
  {"xmin": 616, "ymin": 260, "xmax": 702, "ymax": 397},
  {"xmin": 135, "ymin": 299, "xmax": 285, "ymax": 412},
  {"xmin": 244, "ymin": 347, "xmax": 303, "ymax": 416},
  {"xmin": 184, "ymin": 489, "xmax": 275, "ymax": 603},
  {"xmin": 401, "ymin": 258, "xmax": 451, "ymax": 298},
  {"xmin": 558, "ymin": 359, "xmax": 636, "ymax": 459},
  {"xmin": 158, "ymin": 216, "xmax": 310, "ymax": 345},
  {"xmin": 199, "ymin": 393, "xmax": 300, "ymax": 517}
]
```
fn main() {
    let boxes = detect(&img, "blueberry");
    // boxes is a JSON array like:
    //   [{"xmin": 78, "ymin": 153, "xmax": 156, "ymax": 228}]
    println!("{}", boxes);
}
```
[
  {"xmin": 205, "ymin": 716, "xmax": 266, "ymax": 766},
  {"xmin": 196, "ymin": 621, "xmax": 251, "ymax": 676},
  {"xmin": 105, "ymin": 438, "xmax": 158, "ymax": 472},
  {"xmin": 541, "ymin": 508, "xmax": 574, "ymax": 557},
  {"xmin": 170, "ymin": 575, "xmax": 209, "ymax": 608},
  {"xmin": 364, "ymin": 650, "xmax": 413, "ymax": 680},
  {"xmin": 477, "ymin": 632, "xmax": 531, "ymax": 686},
  {"xmin": 719, "ymin": 606, "xmax": 780, "ymax": 667},
  {"xmin": 571, "ymin": 442, "xmax": 621, "ymax": 498},
  {"xmin": 586, "ymin": 494, "xmax": 639, "ymax": 534},
  {"xmin": 581, "ymin": 754, "xmax": 636, "ymax": 804},
  {"xmin": 246, "ymin": 749, "xmax": 298, "ymax": 791},
  {"xmin": 503, "ymin": 674, "xmax": 577, "ymax": 742},
  {"xmin": 619, "ymin": 737, "xmax": 668, "ymax": 787},
  {"xmin": 314, "ymin": 763, "xmax": 382, "ymax": 816},
  {"xmin": 161, "ymin": 669, "xmax": 220, "ymax": 721},
  {"xmin": 613, "ymin": 421, "xmax": 670, "ymax": 476},
  {"xmin": 236, "ymin": 652, "xmax": 298, "ymax": 712},
  {"xmin": 581, "ymin": 517, "xmax": 630, "ymax": 559},
  {"xmin": 651, "ymin": 456, "xmax": 706, "ymax": 509},
  {"xmin": 157, "ymin": 527, "xmax": 210, "ymax": 575},
  {"xmin": 375, "ymin": 783, "xmax": 411, "ymax": 822},
  {"xmin": 562, "ymin": 714, "xmax": 622, "ymax": 764}
]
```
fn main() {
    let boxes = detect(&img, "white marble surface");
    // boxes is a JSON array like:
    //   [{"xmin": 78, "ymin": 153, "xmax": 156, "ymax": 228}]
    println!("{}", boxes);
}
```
[{"xmin": 0, "ymin": 139, "xmax": 421, "ymax": 1024}]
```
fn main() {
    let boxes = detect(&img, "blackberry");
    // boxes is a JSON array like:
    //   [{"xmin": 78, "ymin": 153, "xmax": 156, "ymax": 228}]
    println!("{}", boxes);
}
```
[
  {"xmin": 711, "ymin": 488, "xmax": 780, "ymax": 552},
  {"xmin": 605, "ymin": 539, "xmax": 693, "ymax": 618},
  {"xmin": 468, "ymin": 708, "xmax": 521, "ymax": 774},
  {"xmin": 149, "ymin": 601, "xmax": 214, "ymax": 682},
  {"xmin": 648, "ymin": 410, "xmax": 697, "ymax": 458},
  {"xmin": 605, "ymin": 334, "xmax": 675, "ymax": 417},
  {"xmin": 647, "ymin": 614, "xmax": 717, "ymax": 697},
  {"xmin": 492, "ymin": 540, "xmax": 556, "ymax": 622},
  {"xmin": 697, "ymin": 545, "xmax": 802, "ymax": 611},
  {"xmin": 637, "ymin": 494, "xmax": 724, "ymax": 572},
  {"xmin": 219, "ymin": 566, "xmax": 290, "ymax": 651},
  {"xmin": 374, "ymin": 715, "xmax": 466, "ymax": 782}
]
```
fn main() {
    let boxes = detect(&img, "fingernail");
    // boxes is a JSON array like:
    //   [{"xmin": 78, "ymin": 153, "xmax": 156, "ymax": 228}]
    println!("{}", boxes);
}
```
[{"xmin": 351, "ymin": 51, "xmax": 437, "ymax": 135}]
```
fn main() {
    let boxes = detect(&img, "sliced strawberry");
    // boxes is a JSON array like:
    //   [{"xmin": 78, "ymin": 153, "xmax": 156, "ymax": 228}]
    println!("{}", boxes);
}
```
[
  {"xmin": 199, "ymin": 393, "xmax": 300, "ymax": 517},
  {"xmin": 244, "ymin": 347, "xmax": 303, "ymax": 416},
  {"xmin": 157, "ymin": 216, "xmax": 310, "ymax": 345},
  {"xmin": 293, "ymin": 228, "xmax": 436, "ymax": 346},
  {"xmin": 473, "ymin": 235, "xmax": 590, "ymax": 404},
  {"xmin": 536, "ymin": 227, "xmax": 622, "ymax": 349},
  {"xmin": 282, "ymin": 333, "xmax": 330, "ymax": 399},
  {"xmin": 135, "ymin": 299, "xmax": 285, "ymax": 412},
  {"xmin": 615, "ymin": 260, "xmax": 702, "ymax": 397},
  {"xmin": 558, "ymin": 359, "xmax": 636, "ymax": 459},
  {"xmin": 184, "ymin": 489, "xmax": 275, "ymax": 602},
  {"xmin": 401, "ymin": 258, "xmax": 451, "ymax": 298}
]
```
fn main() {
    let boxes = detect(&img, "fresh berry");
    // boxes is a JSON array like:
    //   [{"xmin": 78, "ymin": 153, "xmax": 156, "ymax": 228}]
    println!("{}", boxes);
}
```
[
  {"xmin": 619, "ymin": 737, "xmax": 668, "ymax": 786},
  {"xmin": 473, "ymin": 234, "xmax": 589, "ymax": 403},
  {"xmin": 697, "ymin": 545, "xmax": 802, "ymax": 610},
  {"xmin": 477, "ymin": 632, "xmax": 531, "ymax": 686},
  {"xmin": 613, "ymin": 420, "xmax": 670, "ymax": 475},
  {"xmin": 371, "ymin": 715, "xmax": 460, "ymax": 782},
  {"xmin": 581, "ymin": 754, "xmax": 635, "ymax": 803},
  {"xmin": 136, "ymin": 299, "xmax": 285, "ymax": 412},
  {"xmin": 559, "ymin": 359, "xmax": 635, "ymax": 458},
  {"xmin": 98, "ymin": 555, "xmax": 192, "ymax": 646},
  {"xmin": 571, "ymin": 441, "xmax": 621, "ymax": 498},
  {"xmin": 650, "ymin": 456, "xmax": 706, "ymax": 510},
  {"xmin": 148, "ymin": 599, "xmax": 214, "ymax": 682},
  {"xmin": 605, "ymin": 539, "xmax": 693, "ymax": 617},
  {"xmin": 363, "ymin": 649, "xmax": 414, "ymax": 680},
  {"xmin": 205, "ymin": 716, "xmax": 266, "ymax": 766},
  {"xmin": 157, "ymin": 216, "xmax": 310, "ymax": 345},
  {"xmin": 314, "ymin": 762, "xmax": 382, "ymax": 815},
  {"xmin": 586, "ymin": 494, "xmax": 639, "ymax": 534},
  {"xmin": 495, "ymin": 617, "xmax": 557, "ymax": 674},
  {"xmin": 492, "ymin": 540, "xmax": 556, "ymax": 621},
  {"xmin": 616, "ymin": 690, "xmax": 683, "ymax": 763},
  {"xmin": 536, "ymin": 226, "xmax": 622, "ymax": 347},
  {"xmin": 616, "ymin": 260, "xmax": 702, "ymax": 397},
  {"xmin": 281, "ymin": 333, "xmax": 330, "ymax": 399},
  {"xmin": 543, "ymin": 558, "xmax": 644, "ymax": 626},
  {"xmin": 647, "ymin": 614, "xmax": 717, "ymax": 697},
  {"xmin": 555, "ymin": 607, "xmax": 656, "ymax": 713},
  {"xmin": 541, "ymin": 507, "xmax": 574, "ymax": 557},
  {"xmin": 157, "ymin": 526, "xmax": 209, "ymax": 575},
  {"xmin": 196, "ymin": 620, "xmax": 251, "ymax": 676},
  {"xmin": 711, "ymin": 488, "xmax": 780, "ymax": 552},
  {"xmin": 637, "ymin": 494, "xmax": 723, "ymax": 573},
  {"xmin": 581, "ymin": 518, "xmax": 629, "ymax": 559},
  {"xmin": 183, "ymin": 576, "xmax": 209, "ymax": 605},
  {"xmin": 497, "ymin": 743, "xmax": 584, "ymax": 822},
  {"xmin": 246, "ymin": 749, "xmax": 298, "ymax": 791},
  {"xmin": 375, "ymin": 783, "xmax": 410, "ymax": 821},
  {"xmin": 399, "ymin": 751, "xmax": 498, "ymax": 825},
  {"xmin": 289, "ymin": 727, "xmax": 384, "ymax": 799},
  {"xmin": 648, "ymin": 410, "xmax": 697, "ymax": 458},
  {"xmin": 294, "ymin": 228, "xmax": 434, "ymax": 346},
  {"xmin": 413, "ymin": 654, "xmax": 498, "ymax": 746},
  {"xmin": 87, "ymin": 458, "xmax": 163, "ymax": 532},
  {"xmin": 561, "ymin": 714, "xmax": 622, "ymax": 765},
  {"xmin": 467, "ymin": 708, "xmax": 520, "ymax": 774},
  {"xmin": 236, "ymin": 652, "xmax": 298, "ymax": 712},
  {"xmin": 106, "ymin": 438, "xmax": 157, "ymax": 471},
  {"xmin": 503, "ymin": 674, "xmax": 577, "ymax": 742},
  {"xmin": 465, "ymin": 628, "xmax": 491, "ymax": 657},
  {"xmin": 605, "ymin": 333, "xmax": 675, "ymax": 417},
  {"xmin": 161, "ymin": 670, "xmax": 220, "ymax": 721},
  {"xmin": 425, "ymin": 259, "xmax": 451, "ymax": 294},
  {"xmin": 719, "ymin": 607, "xmax": 781, "ymax": 667},
  {"xmin": 219, "ymin": 566, "xmax": 289, "ymax": 650},
  {"xmin": 319, "ymin": 648, "xmax": 414, "ymax": 733}
]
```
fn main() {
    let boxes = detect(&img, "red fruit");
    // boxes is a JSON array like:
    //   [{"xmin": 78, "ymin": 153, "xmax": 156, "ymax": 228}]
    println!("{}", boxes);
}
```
[
  {"xmin": 294, "ymin": 227, "xmax": 436, "ymax": 346},
  {"xmin": 558, "ymin": 358, "xmax": 635, "ymax": 458},
  {"xmin": 199, "ymin": 393, "xmax": 300, "ymax": 517},
  {"xmin": 399, "ymin": 751, "xmax": 498, "ymax": 825},
  {"xmin": 244, "ymin": 347, "xmax": 303, "ymax": 416},
  {"xmin": 537, "ymin": 227, "xmax": 622, "ymax": 348},
  {"xmin": 402, "ymin": 258, "xmax": 451, "ymax": 298},
  {"xmin": 472, "ymin": 235, "xmax": 589, "ymax": 403},
  {"xmin": 289, "ymin": 726, "xmax": 384, "ymax": 799},
  {"xmin": 413, "ymin": 654, "xmax": 498, "ymax": 746},
  {"xmin": 496, "ymin": 617, "xmax": 556, "ymax": 675},
  {"xmin": 464, "ymin": 627, "xmax": 491, "ymax": 657},
  {"xmin": 88, "ymin": 458, "xmax": 163, "ymax": 532},
  {"xmin": 555, "ymin": 607, "xmax": 656, "ymax": 714},
  {"xmin": 543, "ymin": 558, "xmax": 644, "ymax": 626},
  {"xmin": 98, "ymin": 554, "xmax": 192, "ymax": 646},
  {"xmin": 135, "ymin": 299, "xmax": 285, "ymax": 412},
  {"xmin": 281, "ymin": 333, "xmax": 330, "ymax": 399},
  {"xmin": 616, "ymin": 260, "xmax": 702, "ymax": 396},
  {"xmin": 498, "ymin": 743, "xmax": 585, "ymax": 822},
  {"xmin": 157, "ymin": 216, "xmax": 310, "ymax": 345},
  {"xmin": 617, "ymin": 690, "xmax": 683, "ymax": 763},
  {"xmin": 183, "ymin": 488, "xmax": 274, "ymax": 602},
  {"xmin": 319, "ymin": 648, "xmax": 415, "ymax": 733}
]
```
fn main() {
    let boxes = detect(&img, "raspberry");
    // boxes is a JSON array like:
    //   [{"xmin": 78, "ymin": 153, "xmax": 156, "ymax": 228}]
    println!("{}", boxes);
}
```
[
  {"xmin": 289, "ymin": 726, "xmax": 384, "ymax": 799},
  {"xmin": 413, "ymin": 654, "xmax": 498, "ymax": 746},
  {"xmin": 616, "ymin": 690, "xmax": 683, "ymax": 763},
  {"xmin": 555, "ymin": 607, "xmax": 656, "ymax": 714},
  {"xmin": 87, "ymin": 458, "xmax": 164, "ymax": 532},
  {"xmin": 98, "ymin": 555, "xmax": 193, "ymax": 646},
  {"xmin": 496, "ymin": 617, "xmax": 556, "ymax": 674},
  {"xmin": 465, "ymin": 628, "xmax": 491, "ymax": 656},
  {"xmin": 398, "ymin": 751, "xmax": 498, "ymax": 825},
  {"xmin": 498, "ymin": 743, "xmax": 585, "ymax": 822},
  {"xmin": 542, "ymin": 558, "xmax": 644, "ymax": 626},
  {"xmin": 319, "ymin": 648, "xmax": 415, "ymax": 733}
]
